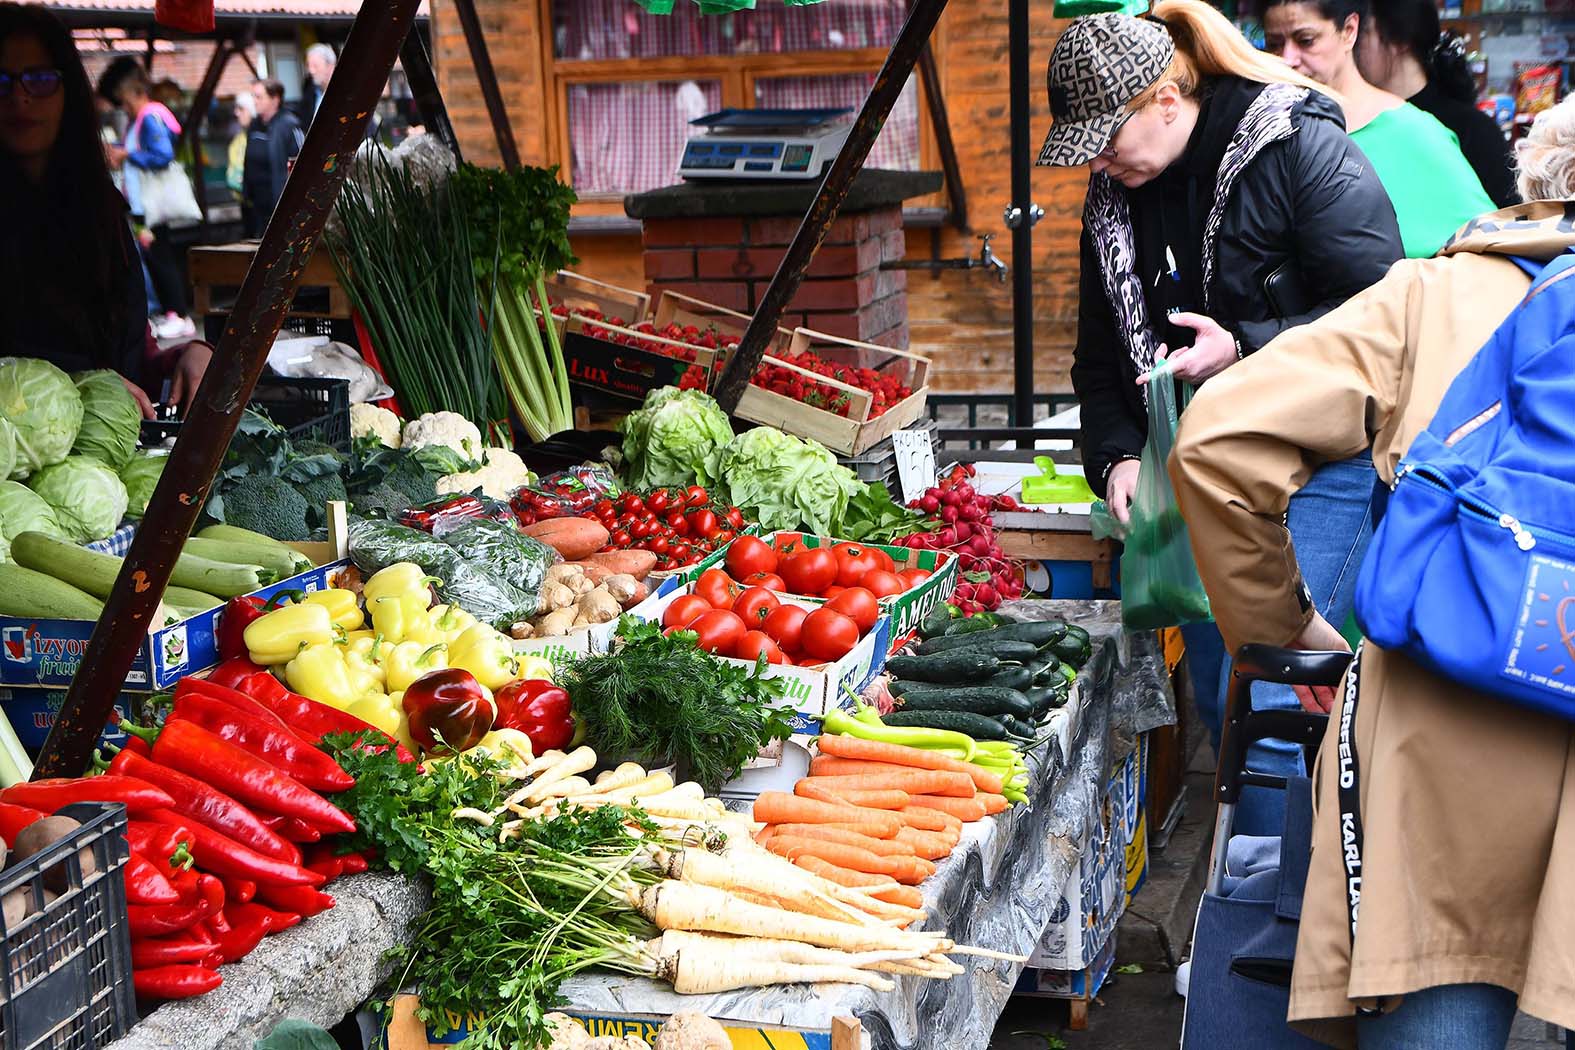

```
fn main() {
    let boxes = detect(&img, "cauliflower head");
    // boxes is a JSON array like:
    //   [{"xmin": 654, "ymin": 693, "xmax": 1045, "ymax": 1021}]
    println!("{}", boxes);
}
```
[
  {"xmin": 435, "ymin": 447, "xmax": 533, "ymax": 501},
  {"xmin": 350, "ymin": 403, "xmax": 402, "ymax": 448},
  {"xmin": 402, "ymin": 411, "xmax": 482, "ymax": 461}
]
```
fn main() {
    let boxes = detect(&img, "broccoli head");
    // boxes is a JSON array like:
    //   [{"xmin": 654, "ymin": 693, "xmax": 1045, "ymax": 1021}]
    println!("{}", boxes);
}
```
[
  {"xmin": 298, "ymin": 471, "xmax": 349, "ymax": 526},
  {"xmin": 383, "ymin": 452, "xmax": 440, "ymax": 506},
  {"xmin": 351, "ymin": 483, "xmax": 412, "ymax": 520},
  {"xmin": 218, "ymin": 476, "xmax": 311, "ymax": 541}
]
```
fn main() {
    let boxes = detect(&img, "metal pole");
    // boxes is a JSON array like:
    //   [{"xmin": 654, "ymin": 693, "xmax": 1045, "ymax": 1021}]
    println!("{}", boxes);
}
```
[
  {"xmin": 1007, "ymin": 0, "xmax": 1036, "ymax": 428},
  {"xmin": 712, "ymin": 0, "xmax": 952, "ymax": 412},
  {"xmin": 918, "ymin": 45, "xmax": 968, "ymax": 232},
  {"xmin": 399, "ymin": 28, "xmax": 463, "ymax": 161},
  {"xmin": 34, "ymin": 0, "xmax": 427, "ymax": 779},
  {"xmin": 451, "ymin": 0, "xmax": 519, "ymax": 170}
]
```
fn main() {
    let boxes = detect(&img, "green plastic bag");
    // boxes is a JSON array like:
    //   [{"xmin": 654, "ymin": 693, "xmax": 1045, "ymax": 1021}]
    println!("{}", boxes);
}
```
[{"xmin": 1119, "ymin": 360, "xmax": 1212, "ymax": 630}]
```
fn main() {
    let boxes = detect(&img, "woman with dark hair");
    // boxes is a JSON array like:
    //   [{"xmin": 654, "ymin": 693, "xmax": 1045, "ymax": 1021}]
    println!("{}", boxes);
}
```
[
  {"xmin": 0, "ymin": 2, "xmax": 208, "ymax": 414},
  {"xmin": 1357, "ymin": 0, "xmax": 1518, "ymax": 207},
  {"xmin": 1264, "ymin": 0, "xmax": 1496, "ymax": 257}
]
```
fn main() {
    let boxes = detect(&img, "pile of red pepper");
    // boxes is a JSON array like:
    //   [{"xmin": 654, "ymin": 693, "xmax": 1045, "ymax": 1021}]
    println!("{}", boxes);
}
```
[
  {"xmin": 0, "ymin": 663, "xmax": 409, "ymax": 1003},
  {"xmin": 750, "ymin": 350, "xmax": 913, "ymax": 419}
]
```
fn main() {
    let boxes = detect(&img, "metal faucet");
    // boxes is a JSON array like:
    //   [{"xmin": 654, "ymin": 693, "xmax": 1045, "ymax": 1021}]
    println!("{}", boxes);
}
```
[
  {"xmin": 878, "ymin": 232, "xmax": 1009, "ymax": 282},
  {"xmin": 977, "ymin": 234, "xmax": 1008, "ymax": 283}
]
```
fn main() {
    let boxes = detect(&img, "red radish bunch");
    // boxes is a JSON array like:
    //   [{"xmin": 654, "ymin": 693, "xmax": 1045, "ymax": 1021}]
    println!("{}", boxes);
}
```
[{"xmin": 895, "ymin": 464, "xmax": 1025, "ymax": 614}]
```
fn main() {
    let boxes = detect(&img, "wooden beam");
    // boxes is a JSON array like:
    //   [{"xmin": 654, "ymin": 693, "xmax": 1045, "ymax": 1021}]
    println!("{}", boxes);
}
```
[
  {"xmin": 918, "ymin": 44, "xmax": 968, "ymax": 231},
  {"xmin": 399, "ymin": 28, "xmax": 462, "ymax": 160}
]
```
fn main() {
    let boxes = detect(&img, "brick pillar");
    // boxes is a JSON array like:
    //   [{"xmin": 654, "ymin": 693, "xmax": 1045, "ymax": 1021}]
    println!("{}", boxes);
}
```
[{"xmin": 640, "ymin": 208, "xmax": 910, "ymax": 349}]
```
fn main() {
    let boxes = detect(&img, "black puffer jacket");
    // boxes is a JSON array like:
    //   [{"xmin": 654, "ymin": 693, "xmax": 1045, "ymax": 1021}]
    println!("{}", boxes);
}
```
[{"xmin": 1072, "ymin": 77, "xmax": 1403, "ymax": 496}]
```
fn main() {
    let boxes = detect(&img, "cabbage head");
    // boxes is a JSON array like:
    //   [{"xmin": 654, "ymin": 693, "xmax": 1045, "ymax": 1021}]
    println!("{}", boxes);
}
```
[
  {"xmin": 716, "ymin": 426, "xmax": 864, "ymax": 536},
  {"xmin": 0, "ymin": 419, "xmax": 20, "ymax": 483},
  {"xmin": 120, "ymin": 452, "xmax": 167, "ymax": 520},
  {"xmin": 618, "ymin": 387, "xmax": 734, "ymax": 490},
  {"xmin": 0, "ymin": 358, "xmax": 83, "ymax": 478},
  {"xmin": 73, "ymin": 370, "xmax": 142, "ymax": 470},
  {"xmin": 0, "ymin": 480, "xmax": 64, "ymax": 561},
  {"xmin": 28, "ymin": 456, "xmax": 128, "ymax": 542}
]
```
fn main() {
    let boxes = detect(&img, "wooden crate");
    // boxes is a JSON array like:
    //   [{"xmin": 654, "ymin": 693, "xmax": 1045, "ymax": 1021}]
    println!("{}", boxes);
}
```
[
  {"xmin": 732, "ymin": 328, "xmax": 931, "ymax": 456},
  {"xmin": 189, "ymin": 241, "xmax": 347, "ymax": 319},
  {"xmin": 558, "ymin": 313, "xmax": 718, "ymax": 402},
  {"xmin": 652, "ymin": 289, "xmax": 794, "ymax": 351},
  {"xmin": 543, "ymin": 270, "xmax": 652, "ymax": 327}
]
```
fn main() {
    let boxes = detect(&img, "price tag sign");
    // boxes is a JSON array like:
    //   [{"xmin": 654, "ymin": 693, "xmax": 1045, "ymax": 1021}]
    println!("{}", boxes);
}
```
[{"xmin": 892, "ymin": 428, "xmax": 937, "ymax": 504}]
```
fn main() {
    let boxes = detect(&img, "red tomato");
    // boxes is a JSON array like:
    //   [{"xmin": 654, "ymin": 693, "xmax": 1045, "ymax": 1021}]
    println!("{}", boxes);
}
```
[
  {"xmin": 762, "ymin": 604, "xmax": 808, "ymax": 652},
  {"xmin": 662, "ymin": 594, "xmax": 712, "ymax": 630},
  {"xmin": 648, "ymin": 536, "xmax": 671, "ymax": 556},
  {"xmin": 733, "ymin": 586, "xmax": 781, "ymax": 628},
  {"xmin": 771, "ymin": 532, "xmax": 806, "ymax": 555},
  {"xmin": 822, "ymin": 584, "xmax": 846, "ymax": 598},
  {"xmin": 869, "ymin": 547, "xmax": 897, "ymax": 574},
  {"xmin": 690, "ymin": 610, "xmax": 747, "ymax": 655},
  {"xmin": 745, "ymin": 571, "xmax": 786, "ymax": 591},
  {"xmin": 780, "ymin": 548, "xmax": 838, "ymax": 595},
  {"xmin": 725, "ymin": 507, "xmax": 746, "ymax": 530},
  {"xmin": 712, "ymin": 529, "xmax": 736, "ymax": 545},
  {"xmin": 734, "ymin": 630, "xmax": 786, "ymax": 665},
  {"xmin": 619, "ymin": 494, "xmax": 645, "ymax": 514},
  {"xmin": 859, "ymin": 569, "xmax": 904, "ymax": 599},
  {"xmin": 694, "ymin": 568, "xmax": 740, "ymax": 610},
  {"xmin": 725, "ymin": 536, "xmax": 778, "ymax": 579},
  {"xmin": 898, "ymin": 568, "xmax": 931, "ymax": 588},
  {"xmin": 825, "ymin": 587, "xmax": 879, "ymax": 633},
  {"xmin": 647, "ymin": 489, "xmax": 672, "ymax": 513},
  {"xmin": 831, "ymin": 543, "xmax": 881, "ymax": 588},
  {"xmin": 666, "ymin": 511, "xmax": 691, "ymax": 537},
  {"xmin": 670, "ymin": 543, "xmax": 695, "ymax": 565},
  {"xmin": 801, "ymin": 608, "xmax": 860, "ymax": 662},
  {"xmin": 687, "ymin": 509, "xmax": 719, "ymax": 539},
  {"xmin": 685, "ymin": 485, "xmax": 709, "ymax": 507}
]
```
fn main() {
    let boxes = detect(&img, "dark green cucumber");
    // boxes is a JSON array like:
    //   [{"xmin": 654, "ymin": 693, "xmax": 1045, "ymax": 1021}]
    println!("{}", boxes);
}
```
[
  {"xmin": 941, "ymin": 614, "xmax": 1001, "ymax": 637},
  {"xmin": 1050, "ymin": 625, "xmax": 1093, "ymax": 668},
  {"xmin": 984, "ymin": 666, "xmax": 1035, "ymax": 691},
  {"xmin": 882, "ymin": 709, "xmax": 1010, "ymax": 740},
  {"xmin": 927, "ymin": 639, "xmax": 1041, "ymax": 663},
  {"xmin": 915, "ymin": 621, "xmax": 1068, "ymax": 655},
  {"xmin": 885, "ymin": 650, "xmax": 1009, "ymax": 683},
  {"xmin": 998, "ymin": 714, "xmax": 1038, "ymax": 739},
  {"xmin": 918, "ymin": 603, "xmax": 962, "ymax": 639},
  {"xmin": 898, "ymin": 685, "xmax": 1033, "ymax": 719},
  {"xmin": 1026, "ymin": 685, "xmax": 1069, "ymax": 717},
  {"xmin": 1022, "ymin": 653, "xmax": 1064, "ymax": 686}
]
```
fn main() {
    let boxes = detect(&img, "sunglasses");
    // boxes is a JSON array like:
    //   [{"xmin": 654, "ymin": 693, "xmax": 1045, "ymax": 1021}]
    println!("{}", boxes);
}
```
[
  {"xmin": 1097, "ymin": 110, "xmax": 1137, "ymax": 161},
  {"xmin": 0, "ymin": 67, "xmax": 63, "ymax": 100}
]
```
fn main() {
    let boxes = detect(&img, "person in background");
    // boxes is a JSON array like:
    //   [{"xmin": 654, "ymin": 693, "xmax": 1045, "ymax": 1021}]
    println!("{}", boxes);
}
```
[
  {"xmin": 0, "ymin": 3, "xmax": 209, "ymax": 415},
  {"xmin": 227, "ymin": 89, "xmax": 253, "ymax": 199},
  {"xmin": 243, "ymin": 77, "xmax": 303, "ymax": 238},
  {"xmin": 1041, "ymin": 0, "xmax": 1402, "ymax": 835},
  {"xmin": 1264, "ymin": 0, "xmax": 1496, "ymax": 258},
  {"xmin": 1357, "ymin": 0, "xmax": 1517, "ymax": 207},
  {"xmin": 302, "ymin": 42, "xmax": 335, "ymax": 124},
  {"xmin": 1169, "ymin": 98, "xmax": 1575, "ymax": 1050},
  {"xmin": 98, "ymin": 57, "xmax": 194, "ymax": 340}
]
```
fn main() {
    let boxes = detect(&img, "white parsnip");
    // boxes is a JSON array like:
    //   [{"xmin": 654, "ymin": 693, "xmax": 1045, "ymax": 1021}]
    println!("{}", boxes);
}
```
[{"xmin": 640, "ymin": 882, "xmax": 945, "ymax": 954}]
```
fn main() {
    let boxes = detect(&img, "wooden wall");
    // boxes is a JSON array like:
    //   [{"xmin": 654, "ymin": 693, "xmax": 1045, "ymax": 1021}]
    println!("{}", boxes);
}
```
[{"xmin": 429, "ymin": 0, "xmax": 1087, "ymax": 397}]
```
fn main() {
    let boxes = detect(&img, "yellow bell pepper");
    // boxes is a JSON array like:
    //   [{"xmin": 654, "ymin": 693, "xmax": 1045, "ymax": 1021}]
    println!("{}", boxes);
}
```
[
  {"xmin": 385, "ymin": 640, "xmax": 449, "ymax": 693},
  {"xmin": 303, "ymin": 589, "xmax": 364, "ymax": 631},
  {"xmin": 363, "ymin": 563, "xmax": 440, "ymax": 607},
  {"xmin": 470, "ymin": 728, "xmax": 534, "ymax": 767},
  {"xmin": 343, "ymin": 629, "xmax": 378, "ymax": 647},
  {"xmin": 428, "ymin": 604, "xmax": 477, "ymax": 644},
  {"xmin": 346, "ymin": 635, "xmax": 387, "ymax": 687},
  {"xmin": 284, "ymin": 643, "xmax": 359, "ymax": 710},
  {"xmin": 448, "ymin": 624, "xmax": 519, "ymax": 691},
  {"xmin": 245, "ymin": 604, "xmax": 334, "ymax": 666},
  {"xmin": 513, "ymin": 654, "xmax": 554, "ymax": 684},
  {"xmin": 371, "ymin": 594, "xmax": 433, "ymax": 644},
  {"xmin": 350, "ymin": 691, "xmax": 416, "ymax": 755}
]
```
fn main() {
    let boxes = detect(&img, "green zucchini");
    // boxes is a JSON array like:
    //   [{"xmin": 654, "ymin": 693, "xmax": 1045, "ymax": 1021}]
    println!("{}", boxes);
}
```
[
  {"xmin": 983, "ymin": 666, "xmax": 1035, "ymax": 691},
  {"xmin": 170, "ymin": 552, "xmax": 274, "ymax": 598},
  {"xmin": 0, "ymin": 563, "xmax": 104, "ymax": 619},
  {"xmin": 165, "ymin": 586, "xmax": 223, "ymax": 613},
  {"xmin": 12, "ymin": 534, "xmax": 232, "ymax": 612},
  {"xmin": 885, "ymin": 649, "xmax": 1009, "ymax": 683},
  {"xmin": 882, "ymin": 709, "xmax": 1010, "ymax": 740},
  {"xmin": 898, "ymin": 685, "xmax": 1033, "ymax": 719},
  {"xmin": 181, "ymin": 536, "xmax": 307, "ymax": 581},
  {"xmin": 915, "ymin": 620, "xmax": 1067, "ymax": 655},
  {"xmin": 198, "ymin": 524, "xmax": 306, "ymax": 557}
]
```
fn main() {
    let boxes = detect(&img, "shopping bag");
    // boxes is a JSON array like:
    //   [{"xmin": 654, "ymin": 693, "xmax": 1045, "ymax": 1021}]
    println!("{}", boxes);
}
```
[
  {"xmin": 1119, "ymin": 359, "xmax": 1212, "ymax": 629},
  {"xmin": 140, "ymin": 162, "xmax": 203, "ymax": 228}
]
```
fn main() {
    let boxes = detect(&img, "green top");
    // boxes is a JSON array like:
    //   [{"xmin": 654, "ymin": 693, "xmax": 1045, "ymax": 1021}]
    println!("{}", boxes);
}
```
[{"xmin": 1352, "ymin": 102, "xmax": 1496, "ymax": 260}]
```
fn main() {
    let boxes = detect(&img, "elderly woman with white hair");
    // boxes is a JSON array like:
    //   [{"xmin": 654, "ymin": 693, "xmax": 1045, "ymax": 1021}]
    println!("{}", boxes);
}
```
[{"xmin": 1171, "ymin": 98, "xmax": 1575, "ymax": 1050}]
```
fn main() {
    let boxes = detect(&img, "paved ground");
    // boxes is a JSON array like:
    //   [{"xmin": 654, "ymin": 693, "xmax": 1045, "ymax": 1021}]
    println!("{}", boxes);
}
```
[{"xmin": 989, "ymin": 970, "xmax": 1183, "ymax": 1050}]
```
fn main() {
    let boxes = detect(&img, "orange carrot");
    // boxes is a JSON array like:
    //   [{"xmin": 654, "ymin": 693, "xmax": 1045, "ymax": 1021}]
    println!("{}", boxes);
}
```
[
  {"xmin": 793, "ymin": 854, "xmax": 900, "ymax": 890},
  {"xmin": 816, "ymin": 735, "xmax": 1007, "ymax": 794},
  {"xmin": 768, "ymin": 836, "xmax": 935, "ymax": 885},
  {"xmin": 907, "ymin": 794, "xmax": 988, "ymax": 823},
  {"xmin": 755, "ymin": 826, "xmax": 777, "ymax": 844},
  {"xmin": 979, "ymin": 792, "xmax": 1009, "ymax": 815},
  {"xmin": 894, "ymin": 825, "xmax": 956, "ymax": 861},
  {"xmin": 795, "ymin": 781, "xmax": 909, "ymax": 810},
  {"xmin": 887, "ymin": 855, "xmax": 937, "ymax": 886},
  {"xmin": 752, "ymin": 791, "xmax": 903, "ymax": 837},
  {"xmin": 872, "ymin": 884, "xmax": 925, "ymax": 909},
  {"xmin": 807, "ymin": 770, "xmax": 977, "ymax": 799},
  {"xmin": 770, "ymin": 824, "xmax": 917, "ymax": 857},
  {"xmin": 896, "ymin": 805, "xmax": 949, "ymax": 832}
]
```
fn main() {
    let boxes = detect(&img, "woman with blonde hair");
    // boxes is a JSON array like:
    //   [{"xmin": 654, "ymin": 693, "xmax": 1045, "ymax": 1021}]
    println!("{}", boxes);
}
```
[{"xmin": 1042, "ymin": 0, "xmax": 1403, "ymax": 835}]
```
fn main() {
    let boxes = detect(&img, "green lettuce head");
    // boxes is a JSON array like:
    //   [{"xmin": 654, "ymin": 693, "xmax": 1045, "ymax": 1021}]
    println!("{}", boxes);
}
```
[
  {"xmin": 28, "ymin": 456, "xmax": 128, "ymax": 542},
  {"xmin": 618, "ymin": 386, "xmax": 734, "ymax": 490},
  {"xmin": 0, "ymin": 358, "xmax": 83, "ymax": 478},
  {"xmin": 717, "ymin": 426, "xmax": 865, "ymax": 536},
  {"xmin": 0, "ymin": 480, "xmax": 64, "ymax": 561},
  {"xmin": 120, "ymin": 452, "xmax": 168, "ymax": 520},
  {"xmin": 73, "ymin": 370, "xmax": 142, "ymax": 470}
]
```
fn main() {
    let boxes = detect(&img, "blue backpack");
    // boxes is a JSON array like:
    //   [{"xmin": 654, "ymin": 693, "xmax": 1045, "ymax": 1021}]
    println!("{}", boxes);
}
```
[{"xmin": 1356, "ymin": 250, "xmax": 1575, "ymax": 719}]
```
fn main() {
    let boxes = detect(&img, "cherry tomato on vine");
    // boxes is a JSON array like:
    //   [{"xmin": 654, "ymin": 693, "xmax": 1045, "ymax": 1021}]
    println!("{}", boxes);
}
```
[
  {"xmin": 687, "ymin": 509, "xmax": 719, "ymax": 539},
  {"xmin": 648, "ymin": 536, "xmax": 671, "ymax": 556},
  {"xmin": 647, "ymin": 489, "xmax": 672, "ymax": 514},
  {"xmin": 685, "ymin": 485, "xmax": 710, "ymax": 507},
  {"xmin": 713, "ymin": 529, "xmax": 736, "ymax": 544},
  {"xmin": 670, "ymin": 543, "xmax": 694, "ymax": 564},
  {"xmin": 620, "ymin": 494, "xmax": 645, "ymax": 515},
  {"xmin": 725, "ymin": 508, "xmax": 746, "ymax": 530},
  {"xmin": 611, "ymin": 529, "xmax": 632, "ymax": 547},
  {"xmin": 666, "ymin": 512, "xmax": 690, "ymax": 537}
]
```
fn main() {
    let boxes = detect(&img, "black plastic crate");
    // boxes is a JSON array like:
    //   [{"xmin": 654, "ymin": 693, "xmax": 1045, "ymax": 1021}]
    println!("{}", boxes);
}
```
[
  {"xmin": 0, "ymin": 802, "xmax": 136, "ymax": 1050},
  {"xmin": 141, "ymin": 375, "xmax": 352, "ymax": 454}
]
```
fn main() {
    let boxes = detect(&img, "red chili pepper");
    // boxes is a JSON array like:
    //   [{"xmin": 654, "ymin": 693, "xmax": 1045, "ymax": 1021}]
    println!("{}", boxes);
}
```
[
  {"xmin": 123, "ymin": 735, "xmax": 153, "ymax": 757},
  {"xmin": 401, "ymin": 669, "xmax": 496, "ymax": 753},
  {"xmin": 0, "ymin": 802, "xmax": 42, "ymax": 846},
  {"xmin": 1, "ymin": 775, "xmax": 175, "ymax": 816},
  {"xmin": 133, "ymin": 964, "xmax": 222, "ymax": 1000},
  {"xmin": 149, "ymin": 721, "xmax": 356, "ymax": 835},
  {"xmin": 166, "ymin": 692, "xmax": 355, "ymax": 793},
  {"xmin": 142, "ymin": 809, "xmax": 323, "ymax": 888},
  {"xmin": 109, "ymin": 749, "xmax": 299, "ymax": 864},
  {"xmin": 255, "ymin": 883, "xmax": 335, "ymax": 917},
  {"xmin": 168, "ymin": 865, "xmax": 200, "ymax": 901},
  {"xmin": 196, "ymin": 875, "xmax": 228, "ymax": 931},
  {"xmin": 492, "ymin": 679, "xmax": 574, "ymax": 753},
  {"xmin": 260, "ymin": 815, "xmax": 322, "ymax": 843},
  {"xmin": 202, "ymin": 907, "xmax": 272, "ymax": 963},
  {"xmin": 340, "ymin": 851, "xmax": 369, "ymax": 875},
  {"xmin": 233, "ymin": 901, "xmax": 300, "ymax": 933},
  {"xmin": 175, "ymin": 676, "xmax": 292, "ymax": 730},
  {"xmin": 131, "ymin": 930, "xmax": 217, "ymax": 968},
  {"xmin": 303, "ymin": 845, "xmax": 344, "ymax": 882},
  {"xmin": 220, "ymin": 877, "xmax": 256, "ymax": 904},
  {"xmin": 123, "ymin": 851, "xmax": 182, "ymax": 905},
  {"xmin": 207, "ymin": 656, "xmax": 267, "ymax": 691},
  {"xmin": 237, "ymin": 672, "xmax": 415, "ymax": 763},
  {"xmin": 126, "ymin": 820, "xmax": 195, "ymax": 879},
  {"xmin": 128, "ymin": 901, "xmax": 204, "ymax": 938}
]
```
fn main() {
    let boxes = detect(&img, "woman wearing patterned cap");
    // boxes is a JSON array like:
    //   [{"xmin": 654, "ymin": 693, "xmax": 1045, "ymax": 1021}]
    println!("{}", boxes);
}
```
[{"xmin": 1042, "ymin": 0, "xmax": 1402, "ymax": 836}]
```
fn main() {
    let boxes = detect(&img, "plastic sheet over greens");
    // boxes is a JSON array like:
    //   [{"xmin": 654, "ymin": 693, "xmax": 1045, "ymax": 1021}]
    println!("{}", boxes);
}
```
[
  {"xmin": 432, "ymin": 516, "xmax": 560, "ymax": 603},
  {"xmin": 347, "ymin": 517, "xmax": 540, "ymax": 630}
]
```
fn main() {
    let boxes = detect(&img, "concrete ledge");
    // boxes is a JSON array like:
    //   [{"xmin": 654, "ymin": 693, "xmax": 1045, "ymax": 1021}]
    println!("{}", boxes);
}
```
[{"xmin": 108, "ymin": 872, "xmax": 430, "ymax": 1050}]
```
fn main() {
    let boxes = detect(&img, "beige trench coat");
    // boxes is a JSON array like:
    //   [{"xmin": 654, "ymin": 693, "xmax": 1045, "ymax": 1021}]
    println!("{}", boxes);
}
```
[{"xmin": 1169, "ymin": 202, "xmax": 1575, "ymax": 1046}]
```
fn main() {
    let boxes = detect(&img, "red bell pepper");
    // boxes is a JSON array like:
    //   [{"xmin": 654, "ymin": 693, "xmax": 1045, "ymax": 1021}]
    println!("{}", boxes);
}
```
[
  {"xmin": 110, "ymin": 749, "xmax": 298, "ymax": 864},
  {"xmin": 236, "ymin": 672, "xmax": 416, "ymax": 763},
  {"xmin": 123, "ymin": 851, "xmax": 182, "ymax": 905},
  {"xmin": 260, "ymin": 814, "xmax": 322, "ymax": 843},
  {"xmin": 233, "ymin": 901, "xmax": 300, "ymax": 933},
  {"xmin": 217, "ymin": 591, "xmax": 304, "ymax": 662},
  {"xmin": 143, "ymin": 809, "xmax": 323, "ymax": 888},
  {"xmin": 166, "ymin": 692, "xmax": 355, "ymax": 793},
  {"xmin": 123, "ymin": 735, "xmax": 153, "ymax": 757},
  {"xmin": 493, "ymin": 679, "xmax": 574, "ymax": 753},
  {"xmin": 176, "ymin": 676, "xmax": 291, "ymax": 730},
  {"xmin": 401, "ymin": 669, "xmax": 496, "ymax": 753},
  {"xmin": 207, "ymin": 656, "xmax": 266, "ymax": 691},
  {"xmin": 255, "ymin": 883, "xmax": 335, "ymax": 917},
  {"xmin": 132, "ymin": 964, "xmax": 222, "ymax": 1000},
  {"xmin": 1, "ymin": 775, "xmax": 175, "ymax": 817},
  {"xmin": 127, "ymin": 820, "xmax": 195, "ymax": 879},
  {"xmin": 0, "ymin": 802, "xmax": 41, "ymax": 846},
  {"xmin": 148, "ymin": 720, "xmax": 356, "ymax": 835},
  {"xmin": 130, "ymin": 929, "xmax": 216, "ymax": 968}
]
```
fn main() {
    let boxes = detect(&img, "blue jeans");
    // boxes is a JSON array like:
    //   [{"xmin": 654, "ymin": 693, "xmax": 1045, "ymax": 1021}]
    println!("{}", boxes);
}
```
[
  {"xmin": 1189, "ymin": 453, "xmax": 1375, "ymax": 837},
  {"xmin": 1357, "ymin": 984, "xmax": 1519, "ymax": 1049}
]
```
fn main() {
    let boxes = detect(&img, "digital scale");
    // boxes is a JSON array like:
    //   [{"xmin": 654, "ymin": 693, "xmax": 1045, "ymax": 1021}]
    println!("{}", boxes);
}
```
[{"xmin": 678, "ymin": 107, "xmax": 853, "ymax": 181}]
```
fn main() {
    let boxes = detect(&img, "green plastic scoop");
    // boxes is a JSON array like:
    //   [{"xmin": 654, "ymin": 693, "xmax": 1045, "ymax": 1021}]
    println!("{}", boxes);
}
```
[{"xmin": 1021, "ymin": 456, "xmax": 1097, "ymax": 505}]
